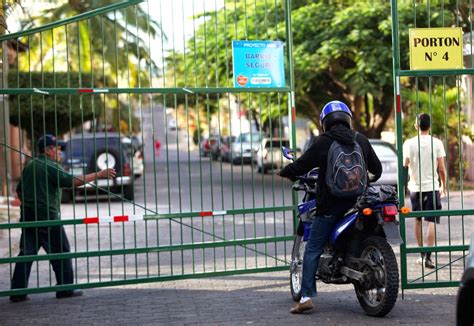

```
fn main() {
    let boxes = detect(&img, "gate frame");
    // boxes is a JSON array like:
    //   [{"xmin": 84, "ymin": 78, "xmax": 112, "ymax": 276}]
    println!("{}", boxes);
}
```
[
  {"xmin": 0, "ymin": 0, "xmax": 298, "ymax": 297},
  {"xmin": 391, "ymin": 0, "xmax": 472, "ymax": 290}
]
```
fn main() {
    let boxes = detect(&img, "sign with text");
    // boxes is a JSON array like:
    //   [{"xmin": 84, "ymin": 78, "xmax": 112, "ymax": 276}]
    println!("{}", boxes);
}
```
[
  {"xmin": 409, "ymin": 27, "xmax": 463, "ymax": 70},
  {"xmin": 232, "ymin": 40, "xmax": 285, "ymax": 88}
]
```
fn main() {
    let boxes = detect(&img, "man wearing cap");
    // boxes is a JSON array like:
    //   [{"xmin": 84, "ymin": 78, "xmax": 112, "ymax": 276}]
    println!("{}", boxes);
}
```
[{"xmin": 10, "ymin": 134, "xmax": 116, "ymax": 302}]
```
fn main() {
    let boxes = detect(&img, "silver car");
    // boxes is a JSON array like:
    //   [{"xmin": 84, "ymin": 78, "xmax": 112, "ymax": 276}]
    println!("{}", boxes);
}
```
[
  {"xmin": 369, "ymin": 139, "xmax": 398, "ymax": 187},
  {"xmin": 230, "ymin": 132, "xmax": 261, "ymax": 164},
  {"xmin": 253, "ymin": 138, "xmax": 290, "ymax": 174}
]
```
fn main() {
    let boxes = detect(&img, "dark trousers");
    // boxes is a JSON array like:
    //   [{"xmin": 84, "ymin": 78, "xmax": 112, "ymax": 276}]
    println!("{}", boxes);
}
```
[{"xmin": 11, "ymin": 225, "xmax": 74, "ymax": 295}]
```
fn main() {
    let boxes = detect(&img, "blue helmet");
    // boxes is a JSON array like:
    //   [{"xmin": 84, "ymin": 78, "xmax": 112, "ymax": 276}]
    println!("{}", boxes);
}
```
[{"xmin": 319, "ymin": 101, "xmax": 353, "ymax": 131}]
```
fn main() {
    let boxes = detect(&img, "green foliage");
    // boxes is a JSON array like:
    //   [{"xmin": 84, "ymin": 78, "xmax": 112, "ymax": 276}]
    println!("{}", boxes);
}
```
[
  {"xmin": 164, "ymin": 1, "xmax": 469, "ymax": 138},
  {"xmin": 18, "ymin": 0, "xmax": 162, "ymax": 88},
  {"xmin": 291, "ymin": 1, "xmax": 441, "ymax": 136},
  {"xmin": 8, "ymin": 71, "xmax": 103, "ymax": 140},
  {"xmin": 163, "ymin": 1, "xmax": 289, "ymax": 132},
  {"xmin": 402, "ymin": 84, "xmax": 471, "ymax": 183},
  {"xmin": 163, "ymin": 1, "xmax": 401, "ymax": 136},
  {"xmin": 402, "ymin": 85, "xmax": 461, "ymax": 138}
]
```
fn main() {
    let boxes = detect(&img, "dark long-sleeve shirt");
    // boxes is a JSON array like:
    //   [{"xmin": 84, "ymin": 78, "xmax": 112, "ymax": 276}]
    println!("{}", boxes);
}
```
[
  {"xmin": 279, "ymin": 124, "xmax": 382, "ymax": 217},
  {"xmin": 16, "ymin": 154, "xmax": 74, "ymax": 221}
]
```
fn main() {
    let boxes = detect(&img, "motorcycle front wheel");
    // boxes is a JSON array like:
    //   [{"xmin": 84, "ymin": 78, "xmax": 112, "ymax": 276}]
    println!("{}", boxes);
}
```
[
  {"xmin": 290, "ymin": 234, "xmax": 306, "ymax": 301},
  {"xmin": 354, "ymin": 236, "xmax": 399, "ymax": 317}
]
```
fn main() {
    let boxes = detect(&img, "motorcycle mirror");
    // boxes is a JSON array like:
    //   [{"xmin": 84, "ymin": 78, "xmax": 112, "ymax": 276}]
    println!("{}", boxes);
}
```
[{"xmin": 281, "ymin": 146, "xmax": 295, "ymax": 161}]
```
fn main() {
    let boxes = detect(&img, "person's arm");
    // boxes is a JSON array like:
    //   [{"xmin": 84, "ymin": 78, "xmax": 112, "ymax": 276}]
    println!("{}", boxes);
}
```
[
  {"xmin": 47, "ymin": 160, "xmax": 116, "ymax": 188},
  {"xmin": 16, "ymin": 180, "xmax": 22, "ymax": 201},
  {"xmin": 437, "ymin": 156, "xmax": 447, "ymax": 197},
  {"xmin": 402, "ymin": 158, "xmax": 410, "ymax": 188},
  {"xmin": 402, "ymin": 141, "xmax": 411, "ymax": 188},
  {"xmin": 73, "ymin": 168, "xmax": 116, "ymax": 187},
  {"xmin": 278, "ymin": 137, "xmax": 321, "ymax": 181},
  {"xmin": 436, "ymin": 139, "xmax": 447, "ymax": 197}
]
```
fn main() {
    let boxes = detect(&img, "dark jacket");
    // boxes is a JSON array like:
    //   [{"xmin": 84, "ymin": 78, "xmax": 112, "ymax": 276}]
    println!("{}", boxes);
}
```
[{"xmin": 279, "ymin": 124, "xmax": 382, "ymax": 217}]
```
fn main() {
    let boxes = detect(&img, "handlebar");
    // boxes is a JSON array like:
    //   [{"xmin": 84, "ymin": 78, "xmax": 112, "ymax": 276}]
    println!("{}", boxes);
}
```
[{"xmin": 292, "ymin": 184, "xmax": 305, "ymax": 191}]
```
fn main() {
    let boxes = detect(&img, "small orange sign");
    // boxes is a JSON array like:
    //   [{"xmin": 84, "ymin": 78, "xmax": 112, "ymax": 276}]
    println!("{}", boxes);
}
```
[{"xmin": 237, "ymin": 75, "xmax": 248, "ymax": 86}]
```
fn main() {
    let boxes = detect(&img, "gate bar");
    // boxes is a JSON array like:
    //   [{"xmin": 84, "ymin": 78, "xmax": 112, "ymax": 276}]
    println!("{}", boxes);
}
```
[{"xmin": 0, "ymin": 0, "xmax": 144, "ymax": 42}]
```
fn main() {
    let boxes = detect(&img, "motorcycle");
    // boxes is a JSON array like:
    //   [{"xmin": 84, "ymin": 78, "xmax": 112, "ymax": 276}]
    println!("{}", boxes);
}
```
[{"xmin": 282, "ymin": 146, "xmax": 408, "ymax": 317}]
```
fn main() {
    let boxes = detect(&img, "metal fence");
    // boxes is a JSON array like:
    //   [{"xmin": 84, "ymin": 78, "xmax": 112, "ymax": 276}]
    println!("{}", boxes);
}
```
[
  {"xmin": 0, "ymin": 0, "xmax": 297, "ymax": 297},
  {"xmin": 391, "ymin": 0, "xmax": 474, "ymax": 290}
]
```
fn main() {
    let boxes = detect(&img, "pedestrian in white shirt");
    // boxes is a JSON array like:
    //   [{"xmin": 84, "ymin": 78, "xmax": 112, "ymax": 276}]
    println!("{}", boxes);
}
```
[{"xmin": 403, "ymin": 113, "xmax": 447, "ymax": 269}]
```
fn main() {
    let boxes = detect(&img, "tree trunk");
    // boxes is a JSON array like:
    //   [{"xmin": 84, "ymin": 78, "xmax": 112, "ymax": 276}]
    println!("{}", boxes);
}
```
[{"xmin": 0, "ymin": 6, "xmax": 11, "ymax": 197}]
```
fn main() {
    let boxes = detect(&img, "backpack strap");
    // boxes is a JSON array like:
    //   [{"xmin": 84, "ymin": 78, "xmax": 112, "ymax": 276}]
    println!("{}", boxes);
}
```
[{"xmin": 352, "ymin": 131, "xmax": 359, "ymax": 145}]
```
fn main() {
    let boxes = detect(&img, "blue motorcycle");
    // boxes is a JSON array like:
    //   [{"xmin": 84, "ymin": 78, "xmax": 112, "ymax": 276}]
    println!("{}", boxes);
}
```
[{"xmin": 282, "ymin": 147, "xmax": 406, "ymax": 317}]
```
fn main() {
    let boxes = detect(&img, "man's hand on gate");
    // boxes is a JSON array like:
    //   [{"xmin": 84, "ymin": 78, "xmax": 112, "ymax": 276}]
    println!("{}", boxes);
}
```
[{"xmin": 97, "ymin": 168, "xmax": 116, "ymax": 179}]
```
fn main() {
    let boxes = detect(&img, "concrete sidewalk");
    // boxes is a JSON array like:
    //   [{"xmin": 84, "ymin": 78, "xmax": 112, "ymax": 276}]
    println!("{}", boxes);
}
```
[{"xmin": 0, "ymin": 271, "xmax": 458, "ymax": 325}]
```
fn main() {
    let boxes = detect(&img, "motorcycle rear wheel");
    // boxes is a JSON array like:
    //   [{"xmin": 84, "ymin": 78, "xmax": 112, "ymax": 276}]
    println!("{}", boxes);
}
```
[
  {"xmin": 290, "ymin": 235, "xmax": 305, "ymax": 301},
  {"xmin": 354, "ymin": 236, "xmax": 399, "ymax": 317}
]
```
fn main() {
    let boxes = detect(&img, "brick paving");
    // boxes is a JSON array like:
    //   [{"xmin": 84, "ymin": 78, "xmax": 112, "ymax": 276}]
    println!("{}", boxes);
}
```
[{"xmin": 0, "ymin": 271, "xmax": 458, "ymax": 325}]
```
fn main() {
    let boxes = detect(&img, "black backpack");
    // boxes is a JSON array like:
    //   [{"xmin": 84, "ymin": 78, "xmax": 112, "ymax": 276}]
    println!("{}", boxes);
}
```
[{"xmin": 325, "ymin": 133, "xmax": 367, "ymax": 198}]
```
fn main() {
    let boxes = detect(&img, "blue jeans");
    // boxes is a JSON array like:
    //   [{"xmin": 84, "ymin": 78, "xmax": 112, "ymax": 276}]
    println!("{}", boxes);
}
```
[{"xmin": 301, "ymin": 213, "xmax": 338, "ymax": 298}]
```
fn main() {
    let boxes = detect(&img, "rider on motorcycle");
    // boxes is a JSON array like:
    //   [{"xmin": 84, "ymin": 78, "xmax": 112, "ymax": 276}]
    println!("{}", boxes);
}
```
[{"xmin": 278, "ymin": 101, "xmax": 382, "ymax": 314}]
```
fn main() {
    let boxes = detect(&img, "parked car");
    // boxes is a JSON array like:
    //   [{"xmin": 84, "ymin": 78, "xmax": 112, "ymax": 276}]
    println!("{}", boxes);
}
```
[
  {"xmin": 61, "ymin": 133, "xmax": 135, "ymax": 202},
  {"xmin": 200, "ymin": 135, "xmax": 219, "ymax": 157},
  {"xmin": 253, "ymin": 138, "xmax": 290, "ymax": 173},
  {"xmin": 130, "ymin": 135, "xmax": 144, "ymax": 178},
  {"xmin": 219, "ymin": 136, "xmax": 236, "ymax": 162},
  {"xmin": 457, "ymin": 235, "xmax": 474, "ymax": 325},
  {"xmin": 168, "ymin": 118, "xmax": 177, "ymax": 131},
  {"xmin": 230, "ymin": 132, "xmax": 262, "ymax": 164},
  {"xmin": 369, "ymin": 139, "xmax": 398, "ymax": 187}
]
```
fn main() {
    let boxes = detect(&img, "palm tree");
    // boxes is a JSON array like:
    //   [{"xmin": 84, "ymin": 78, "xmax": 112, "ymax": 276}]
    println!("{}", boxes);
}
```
[
  {"xmin": 6, "ymin": 1, "xmax": 165, "ymax": 139},
  {"xmin": 16, "ymin": 0, "xmax": 163, "ymax": 88}
]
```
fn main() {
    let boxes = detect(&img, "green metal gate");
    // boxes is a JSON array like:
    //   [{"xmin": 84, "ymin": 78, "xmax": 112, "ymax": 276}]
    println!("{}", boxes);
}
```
[
  {"xmin": 391, "ymin": 0, "xmax": 474, "ymax": 290},
  {"xmin": 0, "ymin": 0, "xmax": 297, "ymax": 297}
]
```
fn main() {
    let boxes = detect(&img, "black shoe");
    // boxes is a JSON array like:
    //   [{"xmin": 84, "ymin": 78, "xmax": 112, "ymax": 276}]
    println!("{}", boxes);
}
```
[
  {"xmin": 424, "ymin": 258, "xmax": 435, "ymax": 269},
  {"xmin": 56, "ymin": 290, "xmax": 83, "ymax": 299},
  {"xmin": 10, "ymin": 295, "xmax": 29, "ymax": 303}
]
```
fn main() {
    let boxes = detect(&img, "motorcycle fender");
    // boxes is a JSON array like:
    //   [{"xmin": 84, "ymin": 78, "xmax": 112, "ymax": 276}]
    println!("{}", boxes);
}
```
[{"xmin": 383, "ymin": 222, "xmax": 403, "ymax": 245}]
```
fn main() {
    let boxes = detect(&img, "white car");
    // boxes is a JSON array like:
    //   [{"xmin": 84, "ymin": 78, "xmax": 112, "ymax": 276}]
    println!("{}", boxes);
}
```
[
  {"xmin": 126, "ymin": 136, "xmax": 144, "ymax": 178},
  {"xmin": 230, "ymin": 133, "xmax": 261, "ymax": 164},
  {"xmin": 254, "ymin": 138, "xmax": 290, "ymax": 173},
  {"xmin": 168, "ymin": 118, "xmax": 177, "ymax": 130}
]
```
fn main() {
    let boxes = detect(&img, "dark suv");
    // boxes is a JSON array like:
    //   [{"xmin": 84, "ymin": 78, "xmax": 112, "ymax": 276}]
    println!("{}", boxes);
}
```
[{"xmin": 61, "ymin": 132, "xmax": 135, "ymax": 202}]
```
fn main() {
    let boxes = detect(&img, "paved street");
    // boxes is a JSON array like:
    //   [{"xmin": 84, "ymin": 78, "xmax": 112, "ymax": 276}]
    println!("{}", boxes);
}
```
[
  {"xmin": 0, "ymin": 271, "xmax": 459, "ymax": 325},
  {"xmin": 0, "ymin": 105, "xmax": 471, "ymax": 325}
]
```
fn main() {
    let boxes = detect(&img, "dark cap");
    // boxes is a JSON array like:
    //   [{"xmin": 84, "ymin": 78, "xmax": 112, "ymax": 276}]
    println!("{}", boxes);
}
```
[{"xmin": 37, "ymin": 134, "xmax": 66, "ymax": 151}]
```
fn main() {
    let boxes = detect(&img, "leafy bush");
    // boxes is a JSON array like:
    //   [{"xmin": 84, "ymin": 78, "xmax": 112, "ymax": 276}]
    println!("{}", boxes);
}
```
[{"xmin": 8, "ymin": 71, "xmax": 103, "ymax": 140}]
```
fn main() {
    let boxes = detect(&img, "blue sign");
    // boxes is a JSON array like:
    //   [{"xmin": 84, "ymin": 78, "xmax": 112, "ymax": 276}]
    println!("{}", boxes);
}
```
[{"xmin": 232, "ymin": 40, "xmax": 285, "ymax": 88}]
